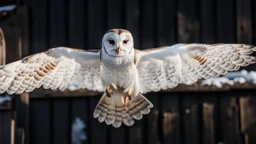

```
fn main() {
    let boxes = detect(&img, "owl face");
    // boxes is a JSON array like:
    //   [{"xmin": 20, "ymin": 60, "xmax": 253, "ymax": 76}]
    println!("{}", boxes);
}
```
[{"xmin": 102, "ymin": 29, "xmax": 134, "ymax": 57}]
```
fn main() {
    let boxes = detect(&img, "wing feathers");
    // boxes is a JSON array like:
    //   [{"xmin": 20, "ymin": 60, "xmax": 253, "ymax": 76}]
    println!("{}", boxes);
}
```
[
  {"xmin": 137, "ymin": 44, "xmax": 256, "ymax": 93},
  {"xmin": 0, "ymin": 47, "xmax": 103, "ymax": 95}
]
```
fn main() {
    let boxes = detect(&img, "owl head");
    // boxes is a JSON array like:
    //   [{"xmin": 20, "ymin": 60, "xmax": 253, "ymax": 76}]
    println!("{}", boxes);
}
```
[{"xmin": 102, "ymin": 29, "xmax": 134, "ymax": 56}]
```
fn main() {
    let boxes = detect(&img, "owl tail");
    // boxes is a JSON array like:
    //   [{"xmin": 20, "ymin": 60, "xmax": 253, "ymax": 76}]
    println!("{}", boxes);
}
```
[{"xmin": 93, "ymin": 90, "xmax": 153, "ymax": 128}]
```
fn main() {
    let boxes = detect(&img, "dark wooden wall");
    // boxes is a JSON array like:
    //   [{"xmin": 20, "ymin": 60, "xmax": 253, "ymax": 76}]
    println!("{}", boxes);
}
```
[{"xmin": 0, "ymin": 0, "xmax": 256, "ymax": 144}]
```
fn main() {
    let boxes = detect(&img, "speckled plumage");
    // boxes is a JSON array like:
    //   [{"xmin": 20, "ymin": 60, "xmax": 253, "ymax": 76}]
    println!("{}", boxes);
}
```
[{"xmin": 0, "ymin": 29, "xmax": 255, "ymax": 128}]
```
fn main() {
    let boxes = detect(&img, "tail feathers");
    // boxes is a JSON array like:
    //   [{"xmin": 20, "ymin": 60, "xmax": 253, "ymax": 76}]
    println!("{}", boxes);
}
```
[{"xmin": 93, "ymin": 92, "xmax": 153, "ymax": 128}]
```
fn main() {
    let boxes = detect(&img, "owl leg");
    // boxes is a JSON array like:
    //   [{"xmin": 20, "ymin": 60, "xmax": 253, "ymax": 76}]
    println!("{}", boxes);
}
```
[
  {"xmin": 106, "ymin": 85, "xmax": 114, "ymax": 98},
  {"xmin": 124, "ymin": 90, "xmax": 132, "ymax": 100}
]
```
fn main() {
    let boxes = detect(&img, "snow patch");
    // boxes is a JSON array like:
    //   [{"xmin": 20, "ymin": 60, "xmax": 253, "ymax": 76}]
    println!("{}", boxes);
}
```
[
  {"xmin": 0, "ymin": 95, "xmax": 11, "ymax": 104},
  {"xmin": 72, "ymin": 117, "xmax": 87, "ymax": 144},
  {"xmin": 201, "ymin": 70, "xmax": 256, "ymax": 88}
]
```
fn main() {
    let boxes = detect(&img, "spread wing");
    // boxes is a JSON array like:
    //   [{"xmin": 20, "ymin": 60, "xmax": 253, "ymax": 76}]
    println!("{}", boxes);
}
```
[
  {"xmin": 136, "ymin": 44, "xmax": 256, "ymax": 93},
  {"xmin": 0, "ymin": 47, "xmax": 103, "ymax": 94}
]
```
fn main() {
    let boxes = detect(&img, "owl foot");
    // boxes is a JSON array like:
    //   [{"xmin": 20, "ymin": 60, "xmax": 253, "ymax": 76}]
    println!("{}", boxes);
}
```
[
  {"xmin": 106, "ymin": 85, "xmax": 114, "ymax": 98},
  {"xmin": 124, "ymin": 90, "xmax": 132, "ymax": 100}
]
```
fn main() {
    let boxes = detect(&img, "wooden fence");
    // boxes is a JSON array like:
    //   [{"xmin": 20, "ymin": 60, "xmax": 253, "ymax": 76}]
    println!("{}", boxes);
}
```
[{"xmin": 1, "ymin": 0, "xmax": 256, "ymax": 144}]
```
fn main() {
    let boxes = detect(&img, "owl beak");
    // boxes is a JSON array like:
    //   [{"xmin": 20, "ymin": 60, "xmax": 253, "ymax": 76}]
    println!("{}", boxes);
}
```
[{"xmin": 116, "ymin": 47, "xmax": 120, "ymax": 54}]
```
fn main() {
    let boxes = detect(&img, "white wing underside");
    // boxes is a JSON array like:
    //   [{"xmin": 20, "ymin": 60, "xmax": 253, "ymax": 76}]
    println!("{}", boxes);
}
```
[
  {"xmin": 136, "ymin": 44, "xmax": 256, "ymax": 94},
  {"xmin": 0, "ymin": 47, "xmax": 103, "ymax": 94}
]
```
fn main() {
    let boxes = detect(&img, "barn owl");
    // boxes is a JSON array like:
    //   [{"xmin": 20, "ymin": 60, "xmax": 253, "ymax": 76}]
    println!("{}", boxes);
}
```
[{"xmin": 0, "ymin": 29, "xmax": 255, "ymax": 128}]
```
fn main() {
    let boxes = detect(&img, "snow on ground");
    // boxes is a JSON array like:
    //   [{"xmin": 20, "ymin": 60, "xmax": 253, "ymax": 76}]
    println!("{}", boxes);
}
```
[
  {"xmin": 0, "ymin": 95, "xmax": 11, "ymax": 104},
  {"xmin": 72, "ymin": 117, "xmax": 87, "ymax": 144},
  {"xmin": 201, "ymin": 70, "xmax": 256, "ymax": 88}
]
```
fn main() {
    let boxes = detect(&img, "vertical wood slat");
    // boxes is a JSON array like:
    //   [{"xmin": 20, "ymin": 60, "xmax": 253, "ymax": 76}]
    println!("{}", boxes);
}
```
[
  {"xmin": 30, "ymin": 99, "xmax": 51, "ymax": 144},
  {"xmin": 71, "ymin": 98, "xmax": 88, "ymax": 144},
  {"xmin": 182, "ymin": 94, "xmax": 200, "ymax": 144},
  {"xmin": 87, "ymin": 0, "xmax": 106, "ymax": 49},
  {"xmin": 69, "ymin": 0, "xmax": 86, "ymax": 49},
  {"xmin": 147, "ymin": 93, "xmax": 160, "ymax": 144},
  {"xmin": 239, "ymin": 94, "xmax": 256, "ymax": 144},
  {"xmin": 236, "ymin": 0, "xmax": 252, "ymax": 44},
  {"xmin": 201, "ymin": 95, "xmax": 217, "ymax": 144},
  {"xmin": 156, "ymin": 0, "xmax": 177, "ymax": 46},
  {"xmin": 125, "ymin": 0, "xmax": 140, "ymax": 49},
  {"xmin": 29, "ymin": 0, "xmax": 48, "ymax": 53},
  {"xmin": 88, "ymin": 96, "xmax": 108, "ymax": 144},
  {"xmin": 49, "ymin": 0, "xmax": 68, "ymax": 47},
  {"xmin": 220, "ymin": 93, "xmax": 241, "ymax": 144},
  {"xmin": 177, "ymin": 0, "xmax": 200, "ymax": 43},
  {"xmin": 200, "ymin": 0, "xmax": 216, "ymax": 43},
  {"xmin": 216, "ymin": 0, "xmax": 236, "ymax": 42},
  {"xmin": 52, "ymin": 99, "xmax": 70, "ymax": 144},
  {"xmin": 161, "ymin": 93, "xmax": 180, "ymax": 144},
  {"xmin": 107, "ymin": 0, "xmax": 125, "ymax": 29},
  {"xmin": 140, "ymin": 0, "xmax": 155, "ymax": 49},
  {"xmin": 0, "ymin": 112, "xmax": 12, "ymax": 144}
]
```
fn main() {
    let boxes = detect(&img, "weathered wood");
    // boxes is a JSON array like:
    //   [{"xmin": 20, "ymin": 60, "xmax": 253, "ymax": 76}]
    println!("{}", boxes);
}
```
[
  {"xmin": 29, "ymin": 0, "xmax": 48, "ymax": 53},
  {"xmin": 161, "ymin": 93, "xmax": 180, "ymax": 144},
  {"xmin": 14, "ymin": 93, "xmax": 29, "ymax": 144},
  {"xmin": 71, "ymin": 98, "xmax": 88, "ymax": 144},
  {"xmin": 0, "ymin": 27, "xmax": 6, "ymax": 65},
  {"xmin": 200, "ymin": 0, "xmax": 216, "ymax": 43},
  {"xmin": 140, "ymin": 0, "xmax": 155, "ymax": 49},
  {"xmin": 147, "ymin": 93, "xmax": 160, "ymax": 144},
  {"xmin": 125, "ymin": 0, "xmax": 140, "ymax": 49},
  {"xmin": 239, "ymin": 94, "xmax": 256, "ymax": 144},
  {"xmin": 236, "ymin": 0, "xmax": 252, "ymax": 44},
  {"xmin": 220, "ymin": 92, "xmax": 241, "ymax": 144},
  {"xmin": 110, "ymin": 126, "xmax": 126, "ymax": 144},
  {"xmin": 87, "ymin": 0, "xmax": 106, "ymax": 49},
  {"xmin": 69, "ymin": 0, "xmax": 86, "ymax": 49},
  {"xmin": 182, "ymin": 93, "xmax": 200, "ymax": 144},
  {"xmin": 52, "ymin": 99, "xmax": 70, "ymax": 144},
  {"xmin": 177, "ymin": 0, "xmax": 200, "ymax": 43},
  {"xmin": 216, "ymin": 0, "xmax": 235, "ymax": 42},
  {"xmin": 0, "ymin": 111, "xmax": 12, "ymax": 144},
  {"xmin": 29, "ymin": 99, "xmax": 51, "ymax": 144},
  {"xmin": 156, "ymin": 0, "xmax": 176, "ymax": 46},
  {"xmin": 15, "ymin": 128, "xmax": 25, "ymax": 144},
  {"xmin": 107, "ymin": 0, "xmax": 124, "ymax": 29},
  {"xmin": 88, "ymin": 96, "xmax": 108, "ymax": 144},
  {"xmin": 201, "ymin": 94, "xmax": 217, "ymax": 144},
  {"xmin": 128, "ymin": 121, "xmax": 143, "ymax": 144}
]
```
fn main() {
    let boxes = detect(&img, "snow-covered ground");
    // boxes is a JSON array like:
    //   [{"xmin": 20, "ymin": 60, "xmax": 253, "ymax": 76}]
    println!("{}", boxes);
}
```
[{"xmin": 201, "ymin": 70, "xmax": 256, "ymax": 88}]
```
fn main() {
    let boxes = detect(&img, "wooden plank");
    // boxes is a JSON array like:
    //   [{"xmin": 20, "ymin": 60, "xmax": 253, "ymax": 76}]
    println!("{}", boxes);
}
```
[
  {"xmin": 29, "ymin": 0, "xmax": 48, "ymax": 53},
  {"xmin": 107, "ymin": 0, "xmax": 125, "ymax": 29},
  {"xmin": 29, "ymin": 99, "xmax": 51, "ymax": 144},
  {"xmin": 128, "ymin": 121, "xmax": 143, "ymax": 144},
  {"xmin": 125, "ymin": 0, "xmax": 140, "ymax": 49},
  {"xmin": 88, "ymin": 95, "xmax": 108, "ymax": 144},
  {"xmin": 0, "ymin": 112, "xmax": 12, "ymax": 144},
  {"xmin": 201, "ymin": 94, "xmax": 217, "ymax": 144},
  {"xmin": 177, "ymin": 0, "xmax": 200, "ymax": 43},
  {"xmin": 71, "ymin": 98, "xmax": 88, "ymax": 144},
  {"xmin": 52, "ymin": 99, "xmax": 70, "ymax": 144},
  {"xmin": 147, "ymin": 93, "xmax": 160, "ymax": 144},
  {"xmin": 110, "ymin": 126, "xmax": 126, "ymax": 144},
  {"xmin": 14, "ymin": 93, "xmax": 29, "ymax": 144},
  {"xmin": 253, "ymin": 0, "xmax": 256, "ymax": 45},
  {"xmin": 161, "ymin": 93, "xmax": 180, "ymax": 144},
  {"xmin": 140, "ymin": 0, "xmax": 155, "ymax": 49},
  {"xmin": 49, "ymin": 0, "xmax": 68, "ymax": 47},
  {"xmin": 239, "ymin": 93, "xmax": 256, "ymax": 144},
  {"xmin": 181, "ymin": 93, "xmax": 200, "ymax": 144},
  {"xmin": 216, "ymin": 0, "xmax": 235, "ymax": 42},
  {"xmin": 0, "ymin": 27, "xmax": 6, "ymax": 65},
  {"xmin": 87, "ymin": 0, "xmax": 106, "ymax": 49},
  {"xmin": 156, "ymin": 0, "xmax": 176, "ymax": 46},
  {"xmin": 69, "ymin": 0, "xmax": 86, "ymax": 49},
  {"xmin": 219, "ymin": 92, "xmax": 241, "ymax": 144},
  {"xmin": 236, "ymin": 0, "xmax": 252, "ymax": 44},
  {"xmin": 200, "ymin": 0, "xmax": 216, "ymax": 43}
]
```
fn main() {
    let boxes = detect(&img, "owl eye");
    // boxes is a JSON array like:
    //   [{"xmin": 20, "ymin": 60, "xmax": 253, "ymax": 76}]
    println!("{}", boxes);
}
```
[
  {"xmin": 108, "ymin": 40, "xmax": 115, "ymax": 45},
  {"xmin": 123, "ymin": 39, "xmax": 129, "ymax": 44}
]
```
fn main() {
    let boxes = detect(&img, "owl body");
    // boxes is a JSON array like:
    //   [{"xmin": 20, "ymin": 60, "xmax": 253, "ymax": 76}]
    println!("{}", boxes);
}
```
[{"xmin": 100, "ymin": 47, "xmax": 139, "ymax": 96}]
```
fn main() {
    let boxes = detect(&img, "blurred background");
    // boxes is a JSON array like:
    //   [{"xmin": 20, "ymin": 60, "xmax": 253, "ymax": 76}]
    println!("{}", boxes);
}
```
[{"xmin": 0, "ymin": 0, "xmax": 256, "ymax": 144}]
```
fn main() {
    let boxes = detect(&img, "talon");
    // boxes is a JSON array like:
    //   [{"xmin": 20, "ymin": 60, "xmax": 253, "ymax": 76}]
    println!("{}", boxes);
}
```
[{"xmin": 106, "ymin": 85, "xmax": 114, "ymax": 98}]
